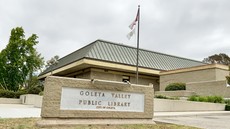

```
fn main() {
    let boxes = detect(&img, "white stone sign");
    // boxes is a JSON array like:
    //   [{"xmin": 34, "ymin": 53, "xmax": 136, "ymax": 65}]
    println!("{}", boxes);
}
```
[{"xmin": 60, "ymin": 87, "xmax": 145, "ymax": 112}]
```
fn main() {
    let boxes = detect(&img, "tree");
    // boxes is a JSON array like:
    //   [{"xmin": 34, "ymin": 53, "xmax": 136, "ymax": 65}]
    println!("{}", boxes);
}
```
[
  {"xmin": 202, "ymin": 53, "xmax": 230, "ymax": 65},
  {"xmin": 46, "ymin": 55, "xmax": 59, "ymax": 67},
  {"xmin": 226, "ymin": 65, "xmax": 230, "ymax": 85},
  {"xmin": 0, "ymin": 27, "xmax": 44, "ymax": 91},
  {"xmin": 46, "ymin": 55, "xmax": 59, "ymax": 75}
]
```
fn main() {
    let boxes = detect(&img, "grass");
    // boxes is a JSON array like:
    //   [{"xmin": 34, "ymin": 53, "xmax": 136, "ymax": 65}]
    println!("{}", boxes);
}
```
[{"xmin": 0, "ymin": 118, "xmax": 200, "ymax": 129}]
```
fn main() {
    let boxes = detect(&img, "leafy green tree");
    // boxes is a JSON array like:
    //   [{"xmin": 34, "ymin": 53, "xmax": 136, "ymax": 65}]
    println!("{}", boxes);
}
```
[
  {"xmin": 46, "ymin": 55, "xmax": 59, "ymax": 75},
  {"xmin": 226, "ymin": 66, "xmax": 230, "ymax": 85},
  {"xmin": 46, "ymin": 55, "xmax": 59, "ymax": 67},
  {"xmin": 203, "ymin": 53, "xmax": 230, "ymax": 65},
  {"xmin": 0, "ymin": 27, "xmax": 44, "ymax": 91}
]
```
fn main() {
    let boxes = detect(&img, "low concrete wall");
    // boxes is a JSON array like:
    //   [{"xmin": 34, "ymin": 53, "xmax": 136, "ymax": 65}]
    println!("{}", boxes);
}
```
[
  {"xmin": 34, "ymin": 96, "xmax": 43, "ymax": 108},
  {"xmin": 155, "ymin": 90, "xmax": 196, "ymax": 97},
  {"xmin": 187, "ymin": 80, "xmax": 230, "ymax": 98},
  {"xmin": 20, "ymin": 94, "xmax": 41, "ymax": 105},
  {"xmin": 154, "ymin": 98, "xmax": 225, "ymax": 112},
  {"xmin": 0, "ymin": 98, "xmax": 21, "ymax": 104}
]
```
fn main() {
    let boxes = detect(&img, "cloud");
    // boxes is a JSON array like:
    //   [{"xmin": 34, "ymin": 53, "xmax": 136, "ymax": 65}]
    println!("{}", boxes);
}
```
[{"xmin": 0, "ymin": 0, "xmax": 230, "ymax": 62}]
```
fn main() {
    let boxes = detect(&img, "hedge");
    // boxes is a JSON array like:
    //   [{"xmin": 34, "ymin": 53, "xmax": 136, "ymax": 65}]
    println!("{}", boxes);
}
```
[
  {"xmin": 226, "ymin": 105, "xmax": 230, "ymax": 111},
  {"xmin": 155, "ymin": 95, "xmax": 179, "ymax": 100},
  {"xmin": 188, "ymin": 95, "xmax": 224, "ymax": 104},
  {"xmin": 0, "ymin": 86, "xmax": 42, "ymax": 98},
  {"xmin": 225, "ymin": 99, "xmax": 230, "ymax": 111},
  {"xmin": 0, "ymin": 90, "xmax": 27, "ymax": 98},
  {"xmin": 27, "ymin": 86, "xmax": 42, "ymax": 94},
  {"xmin": 165, "ymin": 82, "xmax": 186, "ymax": 91}
]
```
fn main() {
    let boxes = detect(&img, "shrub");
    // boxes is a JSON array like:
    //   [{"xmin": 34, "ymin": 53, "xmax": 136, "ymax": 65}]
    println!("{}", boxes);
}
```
[
  {"xmin": 39, "ymin": 91, "xmax": 44, "ymax": 96},
  {"xmin": 206, "ymin": 96, "xmax": 214, "ymax": 103},
  {"xmin": 225, "ymin": 99, "xmax": 230, "ymax": 111},
  {"xmin": 27, "ymin": 86, "xmax": 42, "ymax": 94},
  {"xmin": 213, "ymin": 96, "xmax": 224, "ymax": 103},
  {"xmin": 165, "ymin": 82, "xmax": 186, "ymax": 91},
  {"xmin": 188, "ymin": 95, "xmax": 199, "ymax": 101},
  {"xmin": 226, "ymin": 76, "xmax": 230, "ymax": 85},
  {"xmin": 225, "ymin": 105, "xmax": 230, "ymax": 111},
  {"xmin": 206, "ymin": 96, "xmax": 224, "ymax": 103},
  {"xmin": 0, "ymin": 90, "xmax": 15, "ymax": 98},
  {"xmin": 198, "ymin": 96, "xmax": 208, "ymax": 102},
  {"xmin": 154, "ymin": 95, "xmax": 179, "ymax": 100},
  {"xmin": 0, "ymin": 89, "xmax": 26, "ymax": 98},
  {"xmin": 188, "ymin": 95, "xmax": 224, "ymax": 104},
  {"xmin": 14, "ymin": 90, "xmax": 27, "ymax": 98},
  {"xmin": 225, "ymin": 99, "xmax": 230, "ymax": 105},
  {"xmin": 155, "ymin": 95, "xmax": 168, "ymax": 99}
]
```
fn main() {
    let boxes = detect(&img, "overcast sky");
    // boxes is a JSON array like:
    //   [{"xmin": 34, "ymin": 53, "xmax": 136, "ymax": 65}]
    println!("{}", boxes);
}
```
[{"xmin": 1, "ymin": 0, "xmax": 230, "ymax": 62}]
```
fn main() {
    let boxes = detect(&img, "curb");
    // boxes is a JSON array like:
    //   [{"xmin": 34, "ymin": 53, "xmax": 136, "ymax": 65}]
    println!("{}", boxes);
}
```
[{"xmin": 154, "ymin": 111, "xmax": 230, "ymax": 118}]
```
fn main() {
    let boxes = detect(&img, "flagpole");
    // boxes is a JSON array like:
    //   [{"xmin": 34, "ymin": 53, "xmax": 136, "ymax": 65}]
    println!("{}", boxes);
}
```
[{"xmin": 136, "ymin": 5, "xmax": 140, "ymax": 84}]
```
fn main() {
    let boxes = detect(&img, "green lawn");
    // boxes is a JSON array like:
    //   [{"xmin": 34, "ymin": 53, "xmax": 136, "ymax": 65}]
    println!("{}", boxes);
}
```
[{"xmin": 0, "ymin": 118, "xmax": 200, "ymax": 129}]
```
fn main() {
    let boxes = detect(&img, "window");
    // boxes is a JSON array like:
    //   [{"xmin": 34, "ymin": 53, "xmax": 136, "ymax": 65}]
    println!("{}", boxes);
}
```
[{"xmin": 122, "ymin": 76, "xmax": 130, "ymax": 83}]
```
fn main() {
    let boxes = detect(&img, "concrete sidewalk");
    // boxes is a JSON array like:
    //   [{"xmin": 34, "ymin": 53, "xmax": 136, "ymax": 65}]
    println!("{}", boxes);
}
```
[
  {"xmin": 154, "ymin": 111, "xmax": 230, "ymax": 117},
  {"xmin": 2, "ymin": 104, "xmax": 230, "ymax": 128},
  {"xmin": 154, "ymin": 112, "xmax": 230, "ymax": 129},
  {"xmin": 0, "ymin": 104, "xmax": 230, "ymax": 118},
  {"xmin": 0, "ymin": 104, "xmax": 41, "ymax": 118}
]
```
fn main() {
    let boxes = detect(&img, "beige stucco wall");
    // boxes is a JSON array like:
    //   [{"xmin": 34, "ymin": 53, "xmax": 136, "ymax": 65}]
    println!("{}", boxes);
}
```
[
  {"xmin": 75, "ymin": 71, "xmax": 91, "ymax": 79},
  {"xmin": 135, "ymin": 77, "xmax": 159, "ymax": 91},
  {"xmin": 215, "ymin": 68, "xmax": 229, "ymax": 80},
  {"xmin": 160, "ymin": 69, "xmax": 217, "ymax": 91},
  {"xmin": 41, "ymin": 76, "xmax": 154, "ymax": 119},
  {"xmin": 83, "ymin": 68, "xmax": 159, "ymax": 91},
  {"xmin": 90, "ymin": 69, "xmax": 121, "ymax": 82},
  {"xmin": 187, "ymin": 80, "xmax": 230, "ymax": 98}
]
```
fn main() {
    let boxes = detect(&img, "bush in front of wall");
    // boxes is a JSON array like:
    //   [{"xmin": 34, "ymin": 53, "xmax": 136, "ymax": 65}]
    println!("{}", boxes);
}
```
[
  {"xmin": 165, "ymin": 82, "xmax": 186, "ymax": 91},
  {"xmin": 38, "ymin": 91, "xmax": 44, "ymax": 96},
  {"xmin": 14, "ymin": 90, "xmax": 27, "ymax": 98},
  {"xmin": 0, "ymin": 86, "xmax": 43, "ymax": 98},
  {"xmin": 198, "ymin": 96, "xmax": 208, "ymax": 102},
  {"xmin": 205, "ymin": 96, "xmax": 224, "ymax": 103},
  {"xmin": 0, "ymin": 90, "xmax": 15, "ymax": 98},
  {"xmin": 225, "ymin": 105, "xmax": 230, "ymax": 111},
  {"xmin": 26, "ymin": 86, "xmax": 42, "ymax": 94},
  {"xmin": 188, "ymin": 95, "xmax": 224, "ymax": 104},
  {"xmin": 154, "ymin": 95, "xmax": 179, "ymax": 100},
  {"xmin": 188, "ymin": 95, "xmax": 199, "ymax": 101},
  {"xmin": 0, "ymin": 89, "xmax": 26, "ymax": 98},
  {"xmin": 225, "ymin": 99, "xmax": 230, "ymax": 105},
  {"xmin": 226, "ymin": 76, "xmax": 230, "ymax": 85},
  {"xmin": 155, "ymin": 95, "xmax": 168, "ymax": 99},
  {"xmin": 224, "ymin": 99, "xmax": 230, "ymax": 111}
]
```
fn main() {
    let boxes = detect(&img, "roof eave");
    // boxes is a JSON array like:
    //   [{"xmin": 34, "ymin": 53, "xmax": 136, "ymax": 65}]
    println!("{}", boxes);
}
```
[
  {"xmin": 160, "ymin": 63, "xmax": 229, "ymax": 75},
  {"xmin": 38, "ymin": 58, "xmax": 161, "ymax": 80}
]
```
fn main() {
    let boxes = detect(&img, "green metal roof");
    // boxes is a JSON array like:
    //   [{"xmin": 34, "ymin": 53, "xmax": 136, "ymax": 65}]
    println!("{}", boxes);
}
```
[{"xmin": 40, "ymin": 39, "xmax": 205, "ymax": 75}]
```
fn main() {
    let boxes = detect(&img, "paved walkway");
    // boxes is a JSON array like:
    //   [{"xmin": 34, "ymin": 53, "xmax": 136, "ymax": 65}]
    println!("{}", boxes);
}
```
[
  {"xmin": 154, "ymin": 111, "xmax": 230, "ymax": 129},
  {"xmin": 154, "ymin": 111, "xmax": 230, "ymax": 117},
  {"xmin": 2, "ymin": 104, "xmax": 230, "ymax": 129},
  {"xmin": 0, "ymin": 104, "xmax": 41, "ymax": 118}
]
